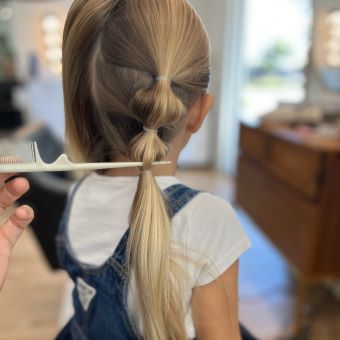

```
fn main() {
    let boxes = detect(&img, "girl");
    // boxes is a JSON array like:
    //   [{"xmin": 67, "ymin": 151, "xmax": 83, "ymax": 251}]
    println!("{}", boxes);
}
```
[{"xmin": 57, "ymin": 0, "xmax": 252, "ymax": 339}]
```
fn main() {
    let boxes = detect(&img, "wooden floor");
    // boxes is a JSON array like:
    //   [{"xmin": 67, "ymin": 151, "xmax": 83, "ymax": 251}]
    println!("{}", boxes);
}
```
[
  {"xmin": 0, "ymin": 228, "xmax": 67, "ymax": 340},
  {"xmin": 0, "ymin": 169, "xmax": 339, "ymax": 340}
]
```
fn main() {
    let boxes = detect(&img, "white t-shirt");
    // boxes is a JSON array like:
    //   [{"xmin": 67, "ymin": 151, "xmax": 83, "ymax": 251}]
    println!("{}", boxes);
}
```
[{"xmin": 67, "ymin": 173, "xmax": 251, "ymax": 339}]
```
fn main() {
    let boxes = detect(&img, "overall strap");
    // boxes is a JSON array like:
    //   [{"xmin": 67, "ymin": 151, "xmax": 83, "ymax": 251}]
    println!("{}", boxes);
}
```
[
  {"xmin": 113, "ymin": 184, "xmax": 201, "ymax": 264},
  {"xmin": 165, "ymin": 183, "xmax": 201, "ymax": 217}
]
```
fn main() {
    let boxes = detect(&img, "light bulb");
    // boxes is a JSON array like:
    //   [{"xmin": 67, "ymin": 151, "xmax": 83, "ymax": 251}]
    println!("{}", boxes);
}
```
[{"xmin": 42, "ymin": 15, "xmax": 61, "ymax": 32}]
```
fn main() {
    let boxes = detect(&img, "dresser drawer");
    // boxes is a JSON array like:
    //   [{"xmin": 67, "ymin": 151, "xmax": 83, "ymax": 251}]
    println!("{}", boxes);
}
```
[
  {"xmin": 237, "ymin": 156, "xmax": 319, "ymax": 273},
  {"xmin": 266, "ymin": 138, "xmax": 323, "ymax": 200},
  {"xmin": 240, "ymin": 125, "xmax": 267, "ymax": 162}
]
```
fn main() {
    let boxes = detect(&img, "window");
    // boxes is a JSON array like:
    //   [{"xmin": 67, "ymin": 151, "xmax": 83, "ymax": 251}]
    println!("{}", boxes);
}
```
[{"xmin": 241, "ymin": 0, "xmax": 313, "ymax": 120}]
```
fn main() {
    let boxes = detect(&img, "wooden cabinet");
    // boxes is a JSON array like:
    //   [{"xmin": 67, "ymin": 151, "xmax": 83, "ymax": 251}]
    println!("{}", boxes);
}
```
[{"xmin": 236, "ymin": 122, "xmax": 340, "ymax": 277}]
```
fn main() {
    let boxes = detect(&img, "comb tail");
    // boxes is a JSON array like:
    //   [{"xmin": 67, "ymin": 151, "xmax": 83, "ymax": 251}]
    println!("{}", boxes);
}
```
[
  {"xmin": 33, "ymin": 142, "xmax": 44, "ymax": 165},
  {"xmin": 47, "ymin": 155, "xmax": 169, "ymax": 171}
]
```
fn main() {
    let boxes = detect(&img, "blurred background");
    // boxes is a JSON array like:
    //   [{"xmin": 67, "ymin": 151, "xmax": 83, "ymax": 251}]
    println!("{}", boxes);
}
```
[{"xmin": 1, "ymin": 0, "xmax": 340, "ymax": 339}]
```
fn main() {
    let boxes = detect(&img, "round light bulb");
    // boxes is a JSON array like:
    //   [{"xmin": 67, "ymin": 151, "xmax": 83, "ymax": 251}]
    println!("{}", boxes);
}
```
[{"xmin": 42, "ymin": 15, "xmax": 61, "ymax": 32}]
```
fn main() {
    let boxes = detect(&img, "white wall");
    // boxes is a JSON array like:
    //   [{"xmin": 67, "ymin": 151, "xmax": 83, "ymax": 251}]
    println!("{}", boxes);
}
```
[
  {"xmin": 306, "ymin": 0, "xmax": 340, "ymax": 111},
  {"xmin": 181, "ymin": 0, "xmax": 243, "ymax": 169}
]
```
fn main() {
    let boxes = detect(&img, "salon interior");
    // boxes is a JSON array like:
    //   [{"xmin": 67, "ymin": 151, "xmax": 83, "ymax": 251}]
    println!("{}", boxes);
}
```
[{"xmin": 1, "ymin": 0, "xmax": 340, "ymax": 339}]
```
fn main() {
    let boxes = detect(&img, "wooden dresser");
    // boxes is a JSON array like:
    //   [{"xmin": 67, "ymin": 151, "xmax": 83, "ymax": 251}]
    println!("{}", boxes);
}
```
[{"xmin": 236, "ymin": 122, "xmax": 340, "ymax": 278}]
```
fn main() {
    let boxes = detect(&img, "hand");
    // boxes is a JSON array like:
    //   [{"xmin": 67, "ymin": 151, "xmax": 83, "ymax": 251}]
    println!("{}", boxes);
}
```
[{"xmin": 0, "ymin": 173, "xmax": 34, "ymax": 290}]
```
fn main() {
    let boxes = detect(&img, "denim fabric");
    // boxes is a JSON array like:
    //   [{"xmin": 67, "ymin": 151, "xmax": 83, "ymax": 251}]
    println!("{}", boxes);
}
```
[{"xmin": 56, "ymin": 182, "xmax": 200, "ymax": 340}]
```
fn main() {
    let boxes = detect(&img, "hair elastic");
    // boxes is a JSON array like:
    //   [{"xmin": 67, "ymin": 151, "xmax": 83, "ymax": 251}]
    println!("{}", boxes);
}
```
[
  {"xmin": 143, "ymin": 126, "xmax": 158, "ymax": 134},
  {"xmin": 140, "ymin": 169, "xmax": 152, "ymax": 175},
  {"xmin": 155, "ymin": 76, "xmax": 171, "ymax": 83}
]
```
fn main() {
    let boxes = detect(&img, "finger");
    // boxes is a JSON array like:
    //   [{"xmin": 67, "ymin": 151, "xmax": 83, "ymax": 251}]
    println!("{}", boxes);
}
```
[
  {"xmin": 0, "ymin": 205, "xmax": 33, "ymax": 290},
  {"xmin": 0, "ymin": 205, "xmax": 34, "ymax": 250},
  {"xmin": 0, "ymin": 177, "xmax": 30, "ymax": 214}
]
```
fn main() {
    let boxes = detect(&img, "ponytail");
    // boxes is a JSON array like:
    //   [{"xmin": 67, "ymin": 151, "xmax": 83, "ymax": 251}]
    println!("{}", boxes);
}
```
[{"xmin": 127, "ymin": 79, "xmax": 187, "ymax": 340}]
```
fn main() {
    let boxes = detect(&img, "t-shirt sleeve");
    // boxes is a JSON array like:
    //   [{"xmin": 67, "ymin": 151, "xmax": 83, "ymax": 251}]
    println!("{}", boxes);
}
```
[{"xmin": 186, "ymin": 193, "xmax": 252, "ymax": 287}]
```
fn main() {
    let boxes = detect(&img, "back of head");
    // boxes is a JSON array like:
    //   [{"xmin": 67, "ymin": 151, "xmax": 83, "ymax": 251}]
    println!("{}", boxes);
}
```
[{"xmin": 63, "ymin": 0, "xmax": 210, "ymax": 339}]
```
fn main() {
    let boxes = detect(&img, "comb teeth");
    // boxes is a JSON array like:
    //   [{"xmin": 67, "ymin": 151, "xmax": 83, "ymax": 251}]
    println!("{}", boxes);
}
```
[
  {"xmin": 0, "ymin": 141, "xmax": 37, "ymax": 164},
  {"xmin": 0, "ymin": 156, "xmax": 25, "ymax": 164}
]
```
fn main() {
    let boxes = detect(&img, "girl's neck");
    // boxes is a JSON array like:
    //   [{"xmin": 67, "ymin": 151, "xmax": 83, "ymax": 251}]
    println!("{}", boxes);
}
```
[{"xmin": 103, "ymin": 153, "xmax": 179, "ymax": 177}]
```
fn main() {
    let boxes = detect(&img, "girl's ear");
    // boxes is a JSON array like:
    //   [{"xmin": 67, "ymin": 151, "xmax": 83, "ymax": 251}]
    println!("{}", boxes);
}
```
[{"xmin": 186, "ymin": 93, "xmax": 214, "ymax": 134}]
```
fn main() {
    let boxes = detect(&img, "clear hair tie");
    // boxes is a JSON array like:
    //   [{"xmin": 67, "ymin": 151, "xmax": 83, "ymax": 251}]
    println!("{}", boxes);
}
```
[
  {"xmin": 155, "ymin": 76, "xmax": 171, "ymax": 83},
  {"xmin": 143, "ymin": 126, "xmax": 158, "ymax": 134},
  {"xmin": 140, "ymin": 169, "xmax": 152, "ymax": 175}
]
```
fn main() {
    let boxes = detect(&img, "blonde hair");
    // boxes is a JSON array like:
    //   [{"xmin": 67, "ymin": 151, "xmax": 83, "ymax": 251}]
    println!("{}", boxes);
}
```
[{"xmin": 62, "ymin": 0, "xmax": 210, "ymax": 339}]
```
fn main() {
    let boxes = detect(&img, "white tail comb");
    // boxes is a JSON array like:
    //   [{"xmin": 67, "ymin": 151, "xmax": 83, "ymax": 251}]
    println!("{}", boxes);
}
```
[{"xmin": 0, "ymin": 141, "xmax": 170, "ymax": 173}]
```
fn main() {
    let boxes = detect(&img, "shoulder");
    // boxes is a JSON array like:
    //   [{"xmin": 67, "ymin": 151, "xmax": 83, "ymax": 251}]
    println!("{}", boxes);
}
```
[
  {"xmin": 180, "ymin": 190, "xmax": 242, "ymax": 232},
  {"xmin": 174, "ymin": 190, "xmax": 252, "ymax": 286},
  {"xmin": 167, "ymin": 183, "xmax": 239, "ymax": 227},
  {"xmin": 187, "ymin": 192, "xmax": 248, "ymax": 245},
  {"xmin": 191, "ymin": 192, "xmax": 237, "ymax": 218}
]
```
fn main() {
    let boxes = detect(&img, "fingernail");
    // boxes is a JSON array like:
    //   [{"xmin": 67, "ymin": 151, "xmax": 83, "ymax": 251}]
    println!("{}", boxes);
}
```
[{"xmin": 20, "ymin": 206, "xmax": 33, "ymax": 220}]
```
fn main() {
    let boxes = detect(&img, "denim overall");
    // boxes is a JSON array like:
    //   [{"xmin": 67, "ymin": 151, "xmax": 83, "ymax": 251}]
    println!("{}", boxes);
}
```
[{"xmin": 56, "ymin": 182, "xmax": 201, "ymax": 340}]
